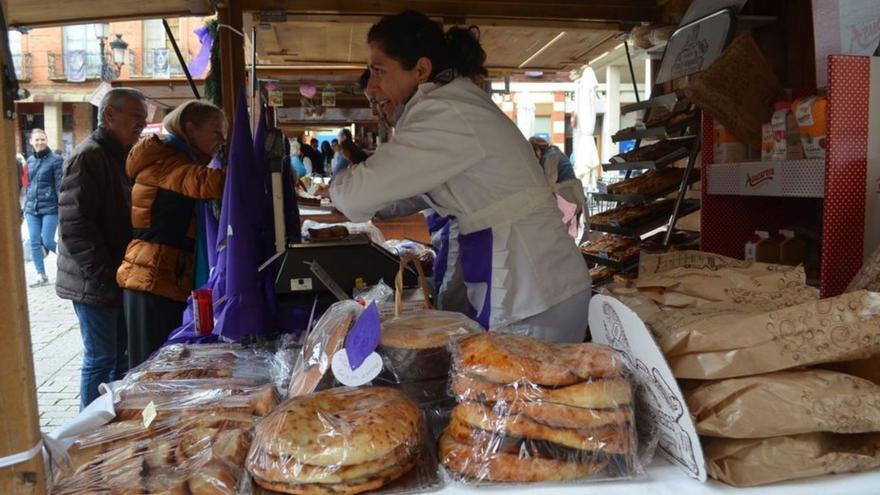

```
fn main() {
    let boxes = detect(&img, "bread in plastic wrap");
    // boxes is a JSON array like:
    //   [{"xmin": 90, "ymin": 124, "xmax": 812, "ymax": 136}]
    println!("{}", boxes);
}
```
[
  {"xmin": 112, "ymin": 379, "xmax": 279, "ymax": 420},
  {"xmin": 246, "ymin": 386, "xmax": 429, "ymax": 494},
  {"xmin": 704, "ymin": 432, "xmax": 880, "ymax": 487},
  {"xmin": 439, "ymin": 333, "xmax": 641, "ymax": 484},
  {"xmin": 686, "ymin": 369, "xmax": 880, "ymax": 439},
  {"xmin": 52, "ymin": 410, "xmax": 257, "ymax": 495},
  {"xmin": 288, "ymin": 301, "xmax": 362, "ymax": 397},
  {"xmin": 378, "ymin": 309, "xmax": 482, "ymax": 383}
]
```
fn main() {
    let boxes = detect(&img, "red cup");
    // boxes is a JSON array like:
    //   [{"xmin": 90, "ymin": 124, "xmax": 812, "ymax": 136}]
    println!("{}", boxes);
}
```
[{"xmin": 192, "ymin": 289, "xmax": 214, "ymax": 335}]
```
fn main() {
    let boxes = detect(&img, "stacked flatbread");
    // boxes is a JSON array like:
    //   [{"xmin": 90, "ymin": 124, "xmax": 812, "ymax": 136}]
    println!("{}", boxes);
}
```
[
  {"xmin": 378, "ymin": 309, "xmax": 482, "ymax": 382},
  {"xmin": 247, "ymin": 386, "xmax": 423, "ymax": 495},
  {"xmin": 439, "ymin": 333, "xmax": 638, "ymax": 483}
]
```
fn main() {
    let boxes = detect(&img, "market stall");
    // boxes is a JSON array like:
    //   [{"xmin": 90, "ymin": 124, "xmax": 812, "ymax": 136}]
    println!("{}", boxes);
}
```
[{"xmin": 6, "ymin": 0, "xmax": 880, "ymax": 494}]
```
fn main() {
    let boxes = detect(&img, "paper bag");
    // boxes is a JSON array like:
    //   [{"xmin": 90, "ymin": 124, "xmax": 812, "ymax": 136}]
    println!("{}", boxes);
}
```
[
  {"xmin": 686, "ymin": 369, "xmax": 880, "ymax": 438},
  {"xmin": 651, "ymin": 290, "xmax": 880, "ymax": 379},
  {"xmin": 705, "ymin": 432, "xmax": 880, "ymax": 487}
]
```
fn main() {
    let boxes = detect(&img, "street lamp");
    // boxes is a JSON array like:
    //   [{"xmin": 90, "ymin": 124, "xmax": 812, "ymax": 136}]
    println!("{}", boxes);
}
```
[{"xmin": 97, "ymin": 25, "xmax": 127, "ymax": 81}]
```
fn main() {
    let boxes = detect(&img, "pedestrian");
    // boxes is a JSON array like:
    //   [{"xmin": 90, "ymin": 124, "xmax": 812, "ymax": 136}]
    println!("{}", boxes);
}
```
[
  {"xmin": 117, "ymin": 100, "xmax": 226, "ymax": 368},
  {"xmin": 23, "ymin": 129, "xmax": 64, "ymax": 287},
  {"xmin": 320, "ymin": 141, "xmax": 334, "ymax": 175},
  {"xmin": 290, "ymin": 139, "xmax": 310, "ymax": 178},
  {"xmin": 56, "ymin": 87, "xmax": 148, "ymax": 409},
  {"xmin": 309, "ymin": 137, "xmax": 322, "ymax": 165}
]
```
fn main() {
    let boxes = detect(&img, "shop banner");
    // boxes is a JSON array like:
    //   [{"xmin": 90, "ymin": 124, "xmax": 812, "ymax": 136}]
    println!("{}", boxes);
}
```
[{"xmin": 589, "ymin": 295, "xmax": 707, "ymax": 481}]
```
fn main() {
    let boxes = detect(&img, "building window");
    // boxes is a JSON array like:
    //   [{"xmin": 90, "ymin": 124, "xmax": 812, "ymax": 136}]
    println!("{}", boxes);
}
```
[
  {"xmin": 62, "ymin": 24, "xmax": 103, "ymax": 80},
  {"xmin": 8, "ymin": 30, "xmax": 23, "ymax": 80},
  {"xmin": 143, "ymin": 19, "xmax": 183, "ymax": 77}
]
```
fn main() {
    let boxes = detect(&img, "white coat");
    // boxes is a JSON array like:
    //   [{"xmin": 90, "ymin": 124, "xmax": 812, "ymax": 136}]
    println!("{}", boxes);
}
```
[{"xmin": 331, "ymin": 77, "xmax": 590, "ymax": 332}]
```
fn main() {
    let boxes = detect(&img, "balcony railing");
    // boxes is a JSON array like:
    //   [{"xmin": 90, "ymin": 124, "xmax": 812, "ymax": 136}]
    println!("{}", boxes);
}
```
[
  {"xmin": 12, "ymin": 53, "xmax": 32, "ymax": 81},
  {"xmin": 47, "ymin": 51, "xmax": 103, "ymax": 81}
]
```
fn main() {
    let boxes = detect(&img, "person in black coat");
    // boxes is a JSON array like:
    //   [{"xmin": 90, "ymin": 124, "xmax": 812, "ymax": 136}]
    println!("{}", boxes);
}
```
[{"xmin": 23, "ymin": 129, "xmax": 63, "ymax": 287}]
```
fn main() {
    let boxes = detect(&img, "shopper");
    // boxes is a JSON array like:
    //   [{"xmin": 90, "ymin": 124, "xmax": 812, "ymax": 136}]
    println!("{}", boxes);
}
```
[
  {"xmin": 290, "ymin": 139, "xmax": 310, "ymax": 178},
  {"xmin": 340, "ymin": 139, "xmax": 368, "ymax": 166},
  {"xmin": 320, "ymin": 141, "xmax": 334, "ymax": 174},
  {"xmin": 331, "ymin": 11, "xmax": 590, "ymax": 342},
  {"xmin": 23, "ymin": 129, "xmax": 63, "ymax": 287},
  {"xmin": 117, "ymin": 100, "xmax": 226, "ymax": 368},
  {"xmin": 528, "ymin": 136, "xmax": 576, "ymax": 183},
  {"xmin": 309, "ymin": 137, "xmax": 323, "ymax": 166},
  {"xmin": 56, "ymin": 87, "xmax": 147, "ymax": 409}
]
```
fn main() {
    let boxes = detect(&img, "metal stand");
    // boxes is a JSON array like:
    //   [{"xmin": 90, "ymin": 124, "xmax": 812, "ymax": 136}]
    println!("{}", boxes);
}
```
[{"xmin": 163, "ymin": 19, "xmax": 201, "ymax": 99}]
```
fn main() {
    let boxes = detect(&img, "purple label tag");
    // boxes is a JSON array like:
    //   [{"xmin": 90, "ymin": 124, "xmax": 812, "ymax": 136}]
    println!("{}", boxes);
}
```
[{"xmin": 344, "ymin": 303, "xmax": 381, "ymax": 370}]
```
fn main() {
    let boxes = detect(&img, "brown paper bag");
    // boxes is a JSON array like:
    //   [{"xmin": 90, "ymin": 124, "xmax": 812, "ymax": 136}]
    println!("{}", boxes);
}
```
[
  {"xmin": 651, "ymin": 290, "xmax": 880, "ymax": 379},
  {"xmin": 705, "ymin": 433, "xmax": 880, "ymax": 487},
  {"xmin": 637, "ymin": 253, "xmax": 806, "ymax": 306},
  {"xmin": 686, "ymin": 369, "xmax": 880, "ymax": 439},
  {"xmin": 848, "ymin": 245, "xmax": 880, "ymax": 293}
]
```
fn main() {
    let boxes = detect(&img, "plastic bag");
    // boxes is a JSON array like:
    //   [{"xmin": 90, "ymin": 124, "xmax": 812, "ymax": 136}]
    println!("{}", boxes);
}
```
[
  {"xmin": 288, "ymin": 300, "xmax": 363, "ymax": 397},
  {"xmin": 377, "ymin": 310, "xmax": 482, "ymax": 384},
  {"xmin": 52, "ymin": 409, "xmax": 257, "ymax": 494},
  {"xmin": 112, "ymin": 379, "xmax": 280, "ymax": 421},
  {"xmin": 246, "ymin": 386, "xmax": 440, "ymax": 495},
  {"xmin": 124, "ymin": 343, "xmax": 290, "ymax": 391},
  {"xmin": 301, "ymin": 219, "xmax": 386, "ymax": 245},
  {"xmin": 439, "ymin": 332, "xmax": 642, "ymax": 484}
]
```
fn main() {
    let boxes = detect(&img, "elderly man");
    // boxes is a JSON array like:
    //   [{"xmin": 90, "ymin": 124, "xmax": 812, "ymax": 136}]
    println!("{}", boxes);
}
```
[{"xmin": 56, "ymin": 88, "xmax": 147, "ymax": 409}]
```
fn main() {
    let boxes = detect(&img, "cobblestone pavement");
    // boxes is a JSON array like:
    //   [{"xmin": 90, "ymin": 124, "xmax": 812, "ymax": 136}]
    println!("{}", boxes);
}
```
[{"xmin": 25, "ymin": 246, "xmax": 83, "ymax": 431}]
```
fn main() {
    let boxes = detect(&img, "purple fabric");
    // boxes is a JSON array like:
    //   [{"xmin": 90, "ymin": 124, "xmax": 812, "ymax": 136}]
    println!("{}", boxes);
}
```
[
  {"xmin": 433, "ymin": 221, "xmax": 451, "ymax": 292},
  {"xmin": 344, "ymin": 303, "xmax": 381, "ymax": 369},
  {"xmin": 188, "ymin": 25, "xmax": 214, "ymax": 78},
  {"xmin": 458, "ymin": 228, "xmax": 493, "ymax": 329},
  {"xmin": 251, "ymin": 108, "xmax": 280, "ymax": 324},
  {"xmin": 213, "ymin": 87, "xmax": 270, "ymax": 341}
]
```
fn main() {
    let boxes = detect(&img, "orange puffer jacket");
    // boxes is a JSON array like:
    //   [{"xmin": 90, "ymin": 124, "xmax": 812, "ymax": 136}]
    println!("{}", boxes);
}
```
[{"xmin": 117, "ymin": 135, "xmax": 224, "ymax": 301}]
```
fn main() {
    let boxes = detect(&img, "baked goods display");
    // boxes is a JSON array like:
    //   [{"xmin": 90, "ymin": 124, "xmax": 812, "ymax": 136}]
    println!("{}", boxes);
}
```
[
  {"xmin": 590, "ymin": 198, "xmax": 676, "ymax": 228},
  {"xmin": 378, "ymin": 309, "xmax": 482, "ymax": 382},
  {"xmin": 439, "ymin": 333, "xmax": 640, "ymax": 483},
  {"xmin": 246, "ymin": 386, "xmax": 424, "ymax": 494},
  {"xmin": 613, "ymin": 139, "xmax": 688, "ymax": 163},
  {"xmin": 308, "ymin": 225, "xmax": 350, "ymax": 241},
  {"xmin": 288, "ymin": 301, "xmax": 361, "ymax": 397},
  {"xmin": 581, "ymin": 235, "xmax": 640, "ymax": 263},
  {"xmin": 590, "ymin": 265, "xmax": 616, "ymax": 286},
  {"xmin": 606, "ymin": 166, "xmax": 700, "ymax": 197},
  {"xmin": 50, "ymin": 341, "xmax": 299, "ymax": 494}
]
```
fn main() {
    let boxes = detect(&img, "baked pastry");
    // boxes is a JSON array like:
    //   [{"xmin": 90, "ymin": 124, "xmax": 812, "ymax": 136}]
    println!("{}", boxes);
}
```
[
  {"xmin": 581, "ymin": 235, "xmax": 640, "ymax": 263},
  {"xmin": 590, "ymin": 199, "xmax": 676, "ymax": 228},
  {"xmin": 247, "ymin": 386, "xmax": 423, "ymax": 495},
  {"xmin": 451, "ymin": 374, "xmax": 632, "ymax": 410},
  {"xmin": 378, "ymin": 309, "xmax": 481, "ymax": 382},
  {"xmin": 308, "ymin": 225, "xmax": 349, "ymax": 241},
  {"xmin": 590, "ymin": 266, "xmax": 616, "ymax": 285},
  {"xmin": 607, "ymin": 166, "xmax": 699, "ymax": 197},
  {"xmin": 616, "ymin": 139, "xmax": 687, "ymax": 163},
  {"xmin": 452, "ymin": 402, "xmax": 632, "ymax": 454},
  {"xmin": 456, "ymin": 333, "xmax": 623, "ymax": 386},
  {"xmin": 439, "ymin": 431, "xmax": 608, "ymax": 482}
]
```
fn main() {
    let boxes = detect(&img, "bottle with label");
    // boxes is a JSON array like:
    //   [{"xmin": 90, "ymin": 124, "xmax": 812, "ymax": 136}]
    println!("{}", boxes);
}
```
[{"xmin": 745, "ymin": 231, "xmax": 768, "ymax": 262}]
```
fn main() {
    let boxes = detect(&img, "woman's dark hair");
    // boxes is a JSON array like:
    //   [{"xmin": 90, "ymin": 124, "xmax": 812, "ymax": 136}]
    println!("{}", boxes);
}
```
[
  {"xmin": 358, "ymin": 69, "xmax": 371, "ymax": 91},
  {"xmin": 367, "ymin": 10, "xmax": 487, "ymax": 81},
  {"xmin": 341, "ymin": 139, "xmax": 368, "ymax": 164},
  {"xmin": 321, "ymin": 140, "xmax": 334, "ymax": 160}
]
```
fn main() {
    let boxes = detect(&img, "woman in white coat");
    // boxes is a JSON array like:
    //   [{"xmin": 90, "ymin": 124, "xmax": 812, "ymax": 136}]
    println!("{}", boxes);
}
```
[{"xmin": 331, "ymin": 11, "xmax": 591, "ymax": 342}]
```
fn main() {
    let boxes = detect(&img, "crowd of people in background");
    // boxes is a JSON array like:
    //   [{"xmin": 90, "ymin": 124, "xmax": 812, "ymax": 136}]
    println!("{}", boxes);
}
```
[{"xmin": 288, "ymin": 126, "xmax": 369, "ymax": 182}]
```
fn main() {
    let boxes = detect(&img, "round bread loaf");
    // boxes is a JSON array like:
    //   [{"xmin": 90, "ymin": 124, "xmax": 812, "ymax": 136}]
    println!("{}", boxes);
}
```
[
  {"xmin": 439, "ymin": 431, "xmax": 608, "ymax": 482},
  {"xmin": 252, "ymin": 455, "xmax": 418, "ymax": 495},
  {"xmin": 249, "ymin": 387, "xmax": 422, "ymax": 467},
  {"xmin": 451, "ymin": 374, "xmax": 632, "ymax": 409},
  {"xmin": 379, "ymin": 310, "xmax": 481, "ymax": 381},
  {"xmin": 452, "ymin": 402, "xmax": 632, "ymax": 454},
  {"xmin": 456, "ymin": 333, "xmax": 622, "ymax": 386}
]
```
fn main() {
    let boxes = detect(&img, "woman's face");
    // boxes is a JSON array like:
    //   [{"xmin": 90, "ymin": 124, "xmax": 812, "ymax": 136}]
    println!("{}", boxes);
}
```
[
  {"xmin": 185, "ymin": 114, "xmax": 226, "ymax": 163},
  {"xmin": 368, "ymin": 42, "xmax": 430, "ymax": 121},
  {"xmin": 30, "ymin": 132, "xmax": 48, "ymax": 153}
]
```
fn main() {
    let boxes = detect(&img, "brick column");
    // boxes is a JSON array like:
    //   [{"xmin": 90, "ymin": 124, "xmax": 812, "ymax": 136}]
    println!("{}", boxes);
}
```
[
  {"xmin": 43, "ymin": 102, "xmax": 63, "ymax": 151},
  {"xmin": 72, "ymin": 103, "xmax": 94, "ymax": 147},
  {"xmin": 551, "ymin": 91, "xmax": 566, "ymax": 148}
]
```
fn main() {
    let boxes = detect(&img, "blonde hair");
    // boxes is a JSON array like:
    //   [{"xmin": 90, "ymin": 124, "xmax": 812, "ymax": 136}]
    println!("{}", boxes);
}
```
[
  {"xmin": 29, "ymin": 128, "xmax": 48, "ymax": 140},
  {"xmin": 163, "ymin": 100, "xmax": 225, "ymax": 140}
]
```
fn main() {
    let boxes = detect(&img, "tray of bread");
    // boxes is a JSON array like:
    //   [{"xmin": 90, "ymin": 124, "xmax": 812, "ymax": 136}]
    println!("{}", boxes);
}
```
[
  {"xmin": 603, "ymin": 138, "xmax": 694, "ymax": 173},
  {"xmin": 581, "ymin": 235, "xmax": 641, "ymax": 269},
  {"xmin": 439, "ymin": 333, "xmax": 642, "ymax": 484},
  {"xmin": 589, "ymin": 198, "xmax": 700, "ymax": 237},
  {"xmin": 590, "ymin": 265, "xmax": 618, "ymax": 287},
  {"xmin": 612, "ymin": 102, "xmax": 700, "ymax": 143},
  {"xmin": 593, "ymin": 166, "xmax": 701, "ymax": 205}
]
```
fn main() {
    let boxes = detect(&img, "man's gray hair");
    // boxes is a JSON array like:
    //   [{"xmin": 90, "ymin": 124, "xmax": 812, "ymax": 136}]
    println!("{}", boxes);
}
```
[{"xmin": 97, "ymin": 88, "xmax": 146, "ymax": 128}]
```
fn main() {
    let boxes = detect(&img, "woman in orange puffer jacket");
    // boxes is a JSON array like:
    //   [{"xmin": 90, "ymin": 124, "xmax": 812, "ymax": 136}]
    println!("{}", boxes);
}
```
[{"xmin": 117, "ymin": 100, "xmax": 226, "ymax": 367}]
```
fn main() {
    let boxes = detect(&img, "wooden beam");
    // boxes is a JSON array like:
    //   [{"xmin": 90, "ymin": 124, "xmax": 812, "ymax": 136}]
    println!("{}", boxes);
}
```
[
  {"xmin": 218, "ymin": 0, "xmax": 246, "ymax": 128},
  {"xmin": 240, "ymin": 0, "xmax": 660, "ymax": 22},
  {"xmin": 0, "ymin": 1, "xmax": 46, "ymax": 492},
  {"xmin": 6, "ymin": 0, "xmax": 213, "ymax": 28}
]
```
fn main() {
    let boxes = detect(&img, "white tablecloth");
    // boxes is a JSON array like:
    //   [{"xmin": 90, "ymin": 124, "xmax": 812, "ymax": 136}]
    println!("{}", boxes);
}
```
[{"xmin": 438, "ymin": 458, "xmax": 880, "ymax": 495}]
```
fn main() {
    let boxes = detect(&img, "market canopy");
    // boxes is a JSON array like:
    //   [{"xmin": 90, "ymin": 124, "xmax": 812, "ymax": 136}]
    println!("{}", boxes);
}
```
[{"xmin": 4, "ymin": 0, "xmax": 213, "ymax": 27}]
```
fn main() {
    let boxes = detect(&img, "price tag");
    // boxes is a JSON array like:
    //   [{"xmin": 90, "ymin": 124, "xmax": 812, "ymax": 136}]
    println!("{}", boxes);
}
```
[
  {"xmin": 142, "ymin": 401, "xmax": 157, "ymax": 428},
  {"xmin": 331, "ymin": 350, "xmax": 383, "ymax": 387}
]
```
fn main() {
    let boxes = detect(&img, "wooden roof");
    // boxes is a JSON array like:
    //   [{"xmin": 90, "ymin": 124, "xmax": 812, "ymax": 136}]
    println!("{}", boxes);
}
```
[{"xmin": 5, "ymin": 0, "xmax": 213, "ymax": 27}]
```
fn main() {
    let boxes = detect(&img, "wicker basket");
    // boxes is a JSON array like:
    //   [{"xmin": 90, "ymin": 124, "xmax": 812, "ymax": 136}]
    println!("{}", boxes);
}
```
[{"xmin": 683, "ymin": 33, "xmax": 783, "ymax": 147}]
